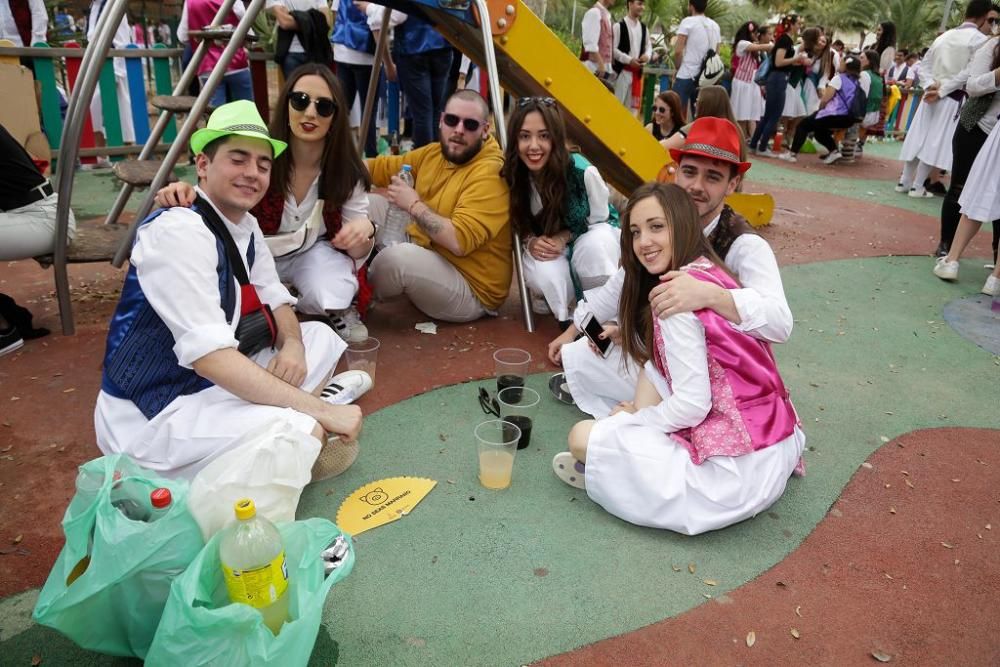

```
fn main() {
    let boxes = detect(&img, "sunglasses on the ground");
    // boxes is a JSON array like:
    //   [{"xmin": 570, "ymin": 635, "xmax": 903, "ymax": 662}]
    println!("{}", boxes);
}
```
[
  {"xmin": 478, "ymin": 387, "xmax": 500, "ymax": 417},
  {"xmin": 517, "ymin": 96, "xmax": 556, "ymax": 108},
  {"xmin": 442, "ymin": 113, "xmax": 483, "ymax": 131},
  {"xmin": 288, "ymin": 91, "xmax": 337, "ymax": 118}
]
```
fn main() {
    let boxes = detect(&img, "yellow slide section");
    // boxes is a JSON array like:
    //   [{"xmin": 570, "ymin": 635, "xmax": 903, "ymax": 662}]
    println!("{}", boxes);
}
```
[{"xmin": 425, "ymin": 1, "xmax": 772, "ymax": 226}]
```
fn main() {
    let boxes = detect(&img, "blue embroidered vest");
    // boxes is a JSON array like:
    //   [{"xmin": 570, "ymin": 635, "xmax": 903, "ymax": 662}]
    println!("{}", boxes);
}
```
[
  {"xmin": 392, "ymin": 15, "xmax": 448, "ymax": 56},
  {"xmin": 332, "ymin": 1, "xmax": 375, "ymax": 54},
  {"xmin": 100, "ymin": 203, "xmax": 255, "ymax": 420}
]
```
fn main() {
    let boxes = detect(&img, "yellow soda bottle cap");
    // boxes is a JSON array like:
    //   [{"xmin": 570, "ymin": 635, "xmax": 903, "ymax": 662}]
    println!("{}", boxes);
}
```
[{"xmin": 234, "ymin": 498, "xmax": 256, "ymax": 520}]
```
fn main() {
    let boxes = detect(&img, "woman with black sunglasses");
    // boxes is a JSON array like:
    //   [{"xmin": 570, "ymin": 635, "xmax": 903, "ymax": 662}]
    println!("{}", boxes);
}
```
[
  {"xmin": 154, "ymin": 64, "xmax": 375, "ymax": 344},
  {"xmin": 644, "ymin": 90, "xmax": 685, "ymax": 141},
  {"xmin": 500, "ymin": 97, "xmax": 621, "ymax": 327}
]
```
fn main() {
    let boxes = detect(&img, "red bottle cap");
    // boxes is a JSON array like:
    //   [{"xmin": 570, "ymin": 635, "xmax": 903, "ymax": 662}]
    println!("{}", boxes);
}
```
[{"xmin": 150, "ymin": 488, "xmax": 172, "ymax": 509}]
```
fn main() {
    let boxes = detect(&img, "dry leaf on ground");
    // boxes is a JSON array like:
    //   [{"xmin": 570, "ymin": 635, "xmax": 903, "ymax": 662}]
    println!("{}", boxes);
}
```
[
  {"xmin": 746, "ymin": 631, "xmax": 756, "ymax": 647},
  {"xmin": 688, "ymin": 563, "xmax": 696, "ymax": 574},
  {"xmin": 871, "ymin": 650, "xmax": 892, "ymax": 662},
  {"xmin": 790, "ymin": 628, "xmax": 800, "ymax": 639}
]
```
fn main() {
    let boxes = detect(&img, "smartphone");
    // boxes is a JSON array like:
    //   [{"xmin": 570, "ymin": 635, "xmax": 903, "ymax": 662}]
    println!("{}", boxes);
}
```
[{"xmin": 581, "ymin": 312, "xmax": 612, "ymax": 358}]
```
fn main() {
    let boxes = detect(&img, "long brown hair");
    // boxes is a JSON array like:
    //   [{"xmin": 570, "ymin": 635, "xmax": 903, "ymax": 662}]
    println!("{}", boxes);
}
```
[
  {"xmin": 501, "ymin": 98, "xmax": 571, "ymax": 238},
  {"xmin": 656, "ymin": 90, "xmax": 686, "ymax": 128},
  {"xmin": 617, "ymin": 183, "xmax": 729, "ymax": 366},
  {"xmin": 693, "ymin": 86, "xmax": 747, "ymax": 159},
  {"xmin": 268, "ymin": 63, "xmax": 370, "ymax": 213}
]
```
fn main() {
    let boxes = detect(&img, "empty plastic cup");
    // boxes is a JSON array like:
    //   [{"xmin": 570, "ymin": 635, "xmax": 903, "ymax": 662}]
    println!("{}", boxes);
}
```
[{"xmin": 345, "ymin": 337, "xmax": 380, "ymax": 386}]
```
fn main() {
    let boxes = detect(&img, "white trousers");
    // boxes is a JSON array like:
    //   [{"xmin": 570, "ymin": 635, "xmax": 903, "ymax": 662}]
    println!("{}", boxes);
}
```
[
  {"xmin": 0, "ymin": 193, "xmax": 76, "ymax": 260},
  {"xmin": 88, "ymin": 71, "xmax": 136, "ymax": 144},
  {"xmin": 561, "ymin": 337, "xmax": 638, "ymax": 418},
  {"xmin": 613, "ymin": 70, "xmax": 635, "ymax": 107},
  {"xmin": 522, "ymin": 223, "xmax": 620, "ymax": 321},
  {"xmin": 94, "ymin": 321, "xmax": 344, "ymax": 479},
  {"xmin": 275, "ymin": 241, "xmax": 358, "ymax": 315}
]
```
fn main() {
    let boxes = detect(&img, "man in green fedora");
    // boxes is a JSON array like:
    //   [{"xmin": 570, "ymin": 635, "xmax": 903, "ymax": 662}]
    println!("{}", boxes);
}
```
[{"xmin": 95, "ymin": 101, "xmax": 368, "ymax": 480}]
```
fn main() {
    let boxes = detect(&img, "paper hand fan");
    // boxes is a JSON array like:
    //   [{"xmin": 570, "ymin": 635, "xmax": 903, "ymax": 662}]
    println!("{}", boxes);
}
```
[{"xmin": 336, "ymin": 477, "xmax": 437, "ymax": 536}]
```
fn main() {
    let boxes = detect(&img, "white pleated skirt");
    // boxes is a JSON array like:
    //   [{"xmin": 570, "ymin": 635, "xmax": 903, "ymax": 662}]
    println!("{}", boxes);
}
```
[
  {"xmin": 782, "ymin": 82, "xmax": 807, "ymax": 118},
  {"xmin": 584, "ymin": 362, "xmax": 806, "ymax": 535},
  {"xmin": 899, "ymin": 96, "xmax": 960, "ymax": 171},
  {"xmin": 959, "ymin": 121, "xmax": 1000, "ymax": 222},
  {"xmin": 731, "ymin": 78, "xmax": 765, "ymax": 121}
]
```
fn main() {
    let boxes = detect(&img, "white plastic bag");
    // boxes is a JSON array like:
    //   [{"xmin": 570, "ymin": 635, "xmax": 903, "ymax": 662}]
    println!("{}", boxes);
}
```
[{"xmin": 187, "ymin": 417, "xmax": 321, "ymax": 541}]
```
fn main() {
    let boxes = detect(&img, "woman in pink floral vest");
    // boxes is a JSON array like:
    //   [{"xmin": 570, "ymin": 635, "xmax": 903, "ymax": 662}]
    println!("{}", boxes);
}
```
[{"xmin": 552, "ymin": 182, "xmax": 806, "ymax": 535}]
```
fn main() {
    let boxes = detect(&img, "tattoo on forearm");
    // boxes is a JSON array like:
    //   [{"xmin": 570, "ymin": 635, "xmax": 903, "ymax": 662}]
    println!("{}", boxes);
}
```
[{"xmin": 413, "ymin": 204, "xmax": 447, "ymax": 236}]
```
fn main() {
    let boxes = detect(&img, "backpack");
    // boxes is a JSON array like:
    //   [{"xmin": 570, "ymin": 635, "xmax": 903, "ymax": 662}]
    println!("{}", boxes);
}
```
[
  {"xmin": 838, "ymin": 76, "xmax": 867, "ymax": 122},
  {"xmin": 694, "ymin": 17, "xmax": 725, "ymax": 86},
  {"xmin": 753, "ymin": 54, "xmax": 771, "ymax": 84}
]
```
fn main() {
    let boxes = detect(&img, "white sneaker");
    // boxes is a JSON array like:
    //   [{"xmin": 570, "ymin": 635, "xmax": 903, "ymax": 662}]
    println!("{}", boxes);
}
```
[
  {"xmin": 529, "ymin": 291, "xmax": 551, "ymax": 315},
  {"xmin": 327, "ymin": 307, "xmax": 368, "ymax": 343},
  {"xmin": 908, "ymin": 188, "xmax": 934, "ymax": 199},
  {"xmin": 756, "ymin": 149, "xmax": 778, "ymax": 158},
  {"xmin": 552, "ymin": 452, "xmax": 586, "ymax": 490},
  {"xmin": 894, "ymin": 183, "xmax": 908, "ymax": 193},
  {"xmin": 982, "ymin": 275, "xmax": 1000, "ymax": 296},
  {"xmin": 777, "ymin": 151, "xmax": 797, "ymax": 163},
  {"xmin": 321, "ymin": 370, "xmax": 373, "ymax": 405},
  {"xmin": 933, "ymin": 257, "xmax": 959, "ymax": 281},
  {"xmin": 821, "ymin": 150, "xmax": 843, "ymax": 165}
]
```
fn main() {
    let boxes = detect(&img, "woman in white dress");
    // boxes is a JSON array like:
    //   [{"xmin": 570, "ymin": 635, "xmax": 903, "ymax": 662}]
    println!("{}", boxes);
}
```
[
  {"xmin": 803, "ymin": 33, "xmax": 829, "ymax": 115},
  {"xmin": 730, "ymin": 21, "xmax": 772, "ymax": 138},
  {"xmin": 501, "ymin": 97, "xmax": 620, "ymax": 326},
  {"xmin": 781, "ymin": 27, "xmax": 820, "ymax": 149},
  {"xmin": 551, "ymin": 183, "xmax": 805, "ymax": 535}
]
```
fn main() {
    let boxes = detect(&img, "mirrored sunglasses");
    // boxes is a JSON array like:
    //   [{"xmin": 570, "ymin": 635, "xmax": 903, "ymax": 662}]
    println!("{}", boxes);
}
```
[
  {"xmin": 442, "ymin": 113, "xmax": 483, "ymax": 131},
  {"xmin": 517, "ymin": 96, "xmax": 556, "ymax": 108},
  {"xmin": 288, "ymin": 91, "xmax": 337, "ymax": 118}
]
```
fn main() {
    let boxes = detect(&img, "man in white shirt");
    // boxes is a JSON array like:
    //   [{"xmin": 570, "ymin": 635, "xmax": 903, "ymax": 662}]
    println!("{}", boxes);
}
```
[
  {"xmin": 548, "ymin": 117, "xmax": 792, "ymax": 418},
  {"xmin": 886, "ymin": 49, "xmax": 910, "ymax": 85},
  {"xmin": 95, "ymin": 102, "xmax": 366, "ymax": 479},
  {"xmin": 612, "ymin": 0, "xmax": 651, "ymax": 111},
  {"xmin": 671, "ymin": 0, "xmax": 720, "ymax": 113},
  {"xmin": 897, "ymin": 0, "xmax": 997, "ymax": 198},
  {"xmin": 0, "ymin": 0, "xmax": 47, "ymax": 50},
  {"xmin": 86, "ymin": 0, "xmax": 135, "ymax": 146},
  {"xmin": 580, "ymin": 0, "xmax": 615, "ymax": 80}
]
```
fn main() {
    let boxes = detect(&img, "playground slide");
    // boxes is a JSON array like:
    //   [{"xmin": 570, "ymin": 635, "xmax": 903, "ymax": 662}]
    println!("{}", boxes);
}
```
[{"xmin": 379, "ymin": 0, "xmax": 772, "ymax": 226}]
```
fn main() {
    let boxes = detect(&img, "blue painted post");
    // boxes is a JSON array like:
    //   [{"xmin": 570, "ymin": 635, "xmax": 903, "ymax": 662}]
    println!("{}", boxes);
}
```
[
  {"xmin": 125, "ymin": 43, "xmax": 150, "ymax": 145},
  {"xmin": 387, "ymin": 79, "xmax": 400, "ymax": 137}
]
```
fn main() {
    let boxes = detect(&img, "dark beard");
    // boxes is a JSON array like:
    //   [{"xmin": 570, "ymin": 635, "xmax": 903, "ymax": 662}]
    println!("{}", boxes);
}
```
[{"xmin": 441, "ymin": 135, "xmax": 485, "ymax": 165}]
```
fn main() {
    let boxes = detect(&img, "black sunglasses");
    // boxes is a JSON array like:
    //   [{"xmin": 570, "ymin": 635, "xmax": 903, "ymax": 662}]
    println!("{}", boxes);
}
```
[
  {"xmin": 442, "ymin": 113, "xmax": 483, "ymax": 132},
  {"xmin": 517, "ymin": 96, "xmax": 556, "ymax": 108},
  {"xmin": 478, "ymin": 387, "xmax": 500, "ymax": 417},
  {"xmin": 653, "ymin": 105, "xmax": 668, "ymax": 113},
  {"xmin": 288, "ymin": 91, "xmax": 337, "ymax": 118},
  {"xmin": 989, "ymin": 17, "xmax": 999, "ymax": 24}
]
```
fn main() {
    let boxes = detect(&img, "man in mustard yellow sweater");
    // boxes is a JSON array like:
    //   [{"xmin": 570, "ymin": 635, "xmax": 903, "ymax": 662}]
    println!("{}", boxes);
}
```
[{"xmin": 367, "ymin": 90, "xmax": 512, "ymax": 322}]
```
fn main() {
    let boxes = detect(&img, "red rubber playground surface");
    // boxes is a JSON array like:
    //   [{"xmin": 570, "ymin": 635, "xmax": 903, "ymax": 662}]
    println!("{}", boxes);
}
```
[{"xmin": 0, "ymin": 150, "xmax": 997, "ymax": 664}]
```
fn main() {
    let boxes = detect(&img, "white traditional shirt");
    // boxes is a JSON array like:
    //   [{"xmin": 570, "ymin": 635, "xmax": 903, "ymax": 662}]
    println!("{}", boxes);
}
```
[
  {"xmin": 0, "ymin": 0, "xmax": 46, "ymax": 46},
  {"xmin": 612, "ymin": 15, "xmax": 651, "ymax": 66}
]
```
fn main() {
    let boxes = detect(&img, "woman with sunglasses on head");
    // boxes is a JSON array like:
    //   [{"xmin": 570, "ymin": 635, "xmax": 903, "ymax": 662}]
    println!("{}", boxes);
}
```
[
  {"xmin": 730, "ymin": 21, "xmax": 772, "ymax": 139},
  {"xmin": 551, "ymin": 183, "xmax": 805, "ymax": 534},
  {"xmin": 155, "ymin": 64, "xmax": 374, "ymax": 343},
  {"xmin": 501, "ymin": 97, "xmax": 621, "ymax": 327},
  {"xmin": 645, "ymin": 91, "xmax": 686, "ymax": 141}
]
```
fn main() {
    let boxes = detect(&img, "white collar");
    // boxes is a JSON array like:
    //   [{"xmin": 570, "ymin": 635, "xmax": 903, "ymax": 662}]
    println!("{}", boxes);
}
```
[{"xmin": 702, "ymin": 212, "xmax": 722, "ymax": 237}]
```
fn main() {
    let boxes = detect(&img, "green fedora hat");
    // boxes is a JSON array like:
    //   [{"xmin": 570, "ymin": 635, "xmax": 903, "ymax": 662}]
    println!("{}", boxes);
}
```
[{"xmin": 190, "ymin": 100, "xmax": 287, "ymax": 158}]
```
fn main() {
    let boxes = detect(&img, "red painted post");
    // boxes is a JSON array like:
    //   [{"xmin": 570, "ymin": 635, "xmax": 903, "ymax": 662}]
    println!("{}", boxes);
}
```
[
  {"xmin": 64, "ymin": 41, "xmax": 97, "ymax": 165},
  {"xmin": 250, "ymin": 48, "xmax": 269, "ymax": 121}
]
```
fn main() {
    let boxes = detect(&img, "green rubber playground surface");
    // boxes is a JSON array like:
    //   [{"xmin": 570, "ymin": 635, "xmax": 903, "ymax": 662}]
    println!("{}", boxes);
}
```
[{"xmin": 1, "ymin": 255, "xmax": 996, "ymax": 666}]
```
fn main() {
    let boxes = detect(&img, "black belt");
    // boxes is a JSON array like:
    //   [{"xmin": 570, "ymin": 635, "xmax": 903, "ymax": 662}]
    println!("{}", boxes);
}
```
[{"xmin": 2, "ymin": 181, "xmax": 54, "ymax": 212}]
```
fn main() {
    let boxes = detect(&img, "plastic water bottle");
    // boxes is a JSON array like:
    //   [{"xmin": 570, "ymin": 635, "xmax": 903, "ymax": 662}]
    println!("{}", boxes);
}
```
[
  {"xmin": 110, "ymin": 476, "xmax": 156, "ymax": 522},
  {"xmin": 380, "ymin": 164, "xmax": 414, "ymax": 247},
  {"xmin": 149, "ymin": 488, "xmax": 172, "ymax": 522},
  {"xmin": 219, "ymin": 498, "xmax": 289, "ymax": 635}
]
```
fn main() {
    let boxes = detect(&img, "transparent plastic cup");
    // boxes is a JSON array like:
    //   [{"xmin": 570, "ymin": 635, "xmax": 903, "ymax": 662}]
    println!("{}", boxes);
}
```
[
  {"xmin": 497, "ymin": 387, "xmax": 540, "ymax": 450},
  {"xmin": 493, "ymin": 348, "xmax": 531, "ymax": 402},
  {"xmin": 475, "ymin": 419, "xmax": 521, "ymax": 490},
  {"xmin": 345, "ymin": 337, "xmax": 380, "ymax": 387}
]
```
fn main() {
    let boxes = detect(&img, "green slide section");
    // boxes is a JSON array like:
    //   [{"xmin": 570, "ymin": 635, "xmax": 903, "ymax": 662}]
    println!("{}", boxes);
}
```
[{"xmin": 1, "ymin": 257, "xmax": 996, "ymax": 665}]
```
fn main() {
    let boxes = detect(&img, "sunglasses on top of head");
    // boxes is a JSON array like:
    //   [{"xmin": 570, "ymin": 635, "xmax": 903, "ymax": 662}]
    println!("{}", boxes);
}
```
[
  {"xmin": 288, "ymin": 91, "xmax": 337, "ymax": 118},
  {"xmin": 517, "ymin": 96, "xmax": 556, "ymax": 108},
  {"xmin": 442, "ymin": 113, "xmax": 483, "ymax": 132}
]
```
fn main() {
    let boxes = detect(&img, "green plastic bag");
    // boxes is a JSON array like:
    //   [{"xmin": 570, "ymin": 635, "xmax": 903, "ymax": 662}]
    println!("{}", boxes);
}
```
[
  {"xmin": 145, "ymin": 518, "xmax": 354, "ymax": 667},
  {"xmin": 32, "ymin": 455, "xmax": 205, "ymax": 658}
]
